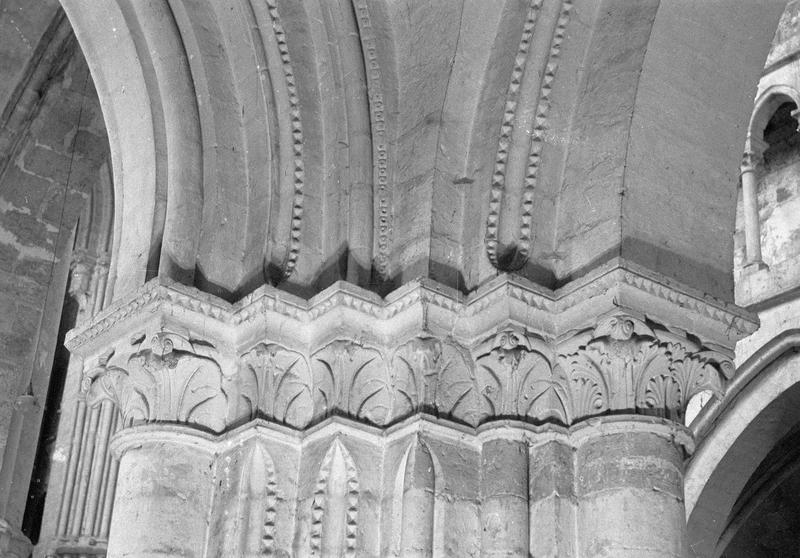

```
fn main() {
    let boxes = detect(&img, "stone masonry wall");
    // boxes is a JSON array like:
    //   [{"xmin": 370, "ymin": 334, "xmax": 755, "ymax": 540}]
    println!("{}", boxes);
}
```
[
  {"xmin": 0, "ymin": 0, "xmax": 61, "ymax": 118},
  {"xmin": 0, "ymin": 33, "xmax": 109, "ymax": 531},
  {"xmin": 734, "ymin": 139, "xmax": 800, "ymax": 306}
]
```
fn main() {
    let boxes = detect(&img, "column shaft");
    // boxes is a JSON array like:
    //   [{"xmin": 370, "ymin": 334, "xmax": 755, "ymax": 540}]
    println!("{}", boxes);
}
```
[
  {"xmin": 741, "ymin": 164, "xmax": 762, "ymax": 264},
  {"xmin": 528, "ymin": 439, "xmax": 575, "ymax": 557},
  {"xmin": 481, "ymin": 438, "xmax": 529, "ymax": 557},
  {"xmin": 575, "ymin": 421, "xmax": 688, "ymax": 558},
  {"xmin": 107, "ymin": 432, "xmax": 214, "ymax": 558}
]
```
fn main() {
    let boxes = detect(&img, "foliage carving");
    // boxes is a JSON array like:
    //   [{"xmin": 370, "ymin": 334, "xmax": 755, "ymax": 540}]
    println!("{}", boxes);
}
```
[{"xmin": 85, "ymin": 331, "xmax": 227, "ymax": 432}]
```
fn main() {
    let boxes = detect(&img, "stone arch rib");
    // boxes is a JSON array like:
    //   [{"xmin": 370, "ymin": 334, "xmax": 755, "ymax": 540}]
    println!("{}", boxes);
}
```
[{"xmin": 485, "ymin": 0, "xmax": 572, "ymax": 272}]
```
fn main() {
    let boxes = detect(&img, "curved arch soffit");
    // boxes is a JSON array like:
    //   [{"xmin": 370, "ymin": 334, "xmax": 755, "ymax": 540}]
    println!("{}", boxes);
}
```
[
  {"xmin": 685, "ymin": 330, "xmax": 800, "ymax": 556},
  {"xmin": 747, "ymin": 84, "xmax": 800, "ymax": 145},
  {"xmin": 59, "ymin": 0, "xmax": 165, "ymax": 299},
  {"xmin": 62, "ymin": 0, "xmax": 316, "ymax": 300}
]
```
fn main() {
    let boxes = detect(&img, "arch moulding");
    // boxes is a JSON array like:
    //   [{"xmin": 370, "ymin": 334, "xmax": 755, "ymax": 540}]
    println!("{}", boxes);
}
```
[{"xmin": 686, "ymin": 330, "xmax": 800, "ymax": 557}]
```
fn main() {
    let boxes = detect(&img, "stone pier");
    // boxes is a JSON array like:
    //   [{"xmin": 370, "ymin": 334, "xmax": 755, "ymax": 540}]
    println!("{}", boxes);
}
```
[{"xmin": 62, "ymin": 261, "xmax": 753, "ymax": 557}]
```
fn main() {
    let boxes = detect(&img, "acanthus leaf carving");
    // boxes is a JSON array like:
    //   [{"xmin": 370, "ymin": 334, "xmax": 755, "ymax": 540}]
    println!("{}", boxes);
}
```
[
  {"xmin": 633, "ymin": 340, "xmax": 680, "ymax": 417},
  {"xmin": 435, "ymin": 341, "xmax": 490, "ymax": 427},
  {"xmin": 393, "ymin": 337, "xmax": 497, "ymax": 426},
  {"xmin": 312, "ymin": 341, "xmax": 393, "ymax": 425},
  {"xmin": 83, "ymin": 331, "xmax": 227, "ymax": 432},
  {"xmin": 515, "ymin": 351, "xmax": 569, "ymax": 425},
  {"xmin": 391, "ymin": 337, "xmax": 443, "ymax": 418},
  {"xmin": 635, "ymin": 343, "xmax": 733, "ymax": 422},
  {"xmin": 85, "ymin": 363, "xmax": 148, "ymax": 427},
  {"xmin": 475, "ymin": 329, "xmax": 567, "ymax": 423},
  {"xmin": 558, "ymin": 314, "xmax": 734, "ymax": 423},
  {"xmin": 557, "ymin": 347, "xmax": 608, "ymax": 422},
  {"xmin": 239, "ymin": 343, "xmax": 313, "ymax": 428},
  {"xmin": 81, "ymin": 314, "xmax": 734, "ymax": 434}
]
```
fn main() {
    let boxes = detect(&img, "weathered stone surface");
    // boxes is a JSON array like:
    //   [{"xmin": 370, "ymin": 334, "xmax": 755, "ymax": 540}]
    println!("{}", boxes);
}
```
[
  {"xmin": 98, "ymin": 415, "xmax": 691, "ymax": 558},
  {"xmin": 54, "ymin": 258, "xmax": 739, "ymax": 556},
  {"xmin": 766, "ymin": 0, "xmax": 800, "ymax": 68},
  {"xmin": 0, "ymin": 0, "xmax": 61, "ymax": 120},
  {"xmin": 686, "ymin": 15, "xmax": 800, "ymax": 555},
  {"xmin": 67, "ymin": 264, "xmax": 750, "ymax": 436},
  {"xmin": 0, "ymin": 6, "xmax": 112, "ymax": 551},
  {"xmin": 106, "ymin": 436, "xmax": 214, "ymax": 558},
  {"xmin": 0, "ymin": 0, "xmax": 791, "ymax": 556},
  {"xmin": 48, "ymin": 0, "xmax": 782, "ymax": 303}
]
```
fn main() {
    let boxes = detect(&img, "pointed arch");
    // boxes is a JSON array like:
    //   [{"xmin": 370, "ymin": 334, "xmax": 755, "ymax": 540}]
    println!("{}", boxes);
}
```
[
  {"xmin": 391, "ymin": 435, "xmax": 444, "ymax": 557},
  {"xmin": 310, "ymin": 438, "xmax": 359, "ymax": 557},
  {"xmin": 223, "ymin": 441, "xmax": 278, "ymax": 555}
]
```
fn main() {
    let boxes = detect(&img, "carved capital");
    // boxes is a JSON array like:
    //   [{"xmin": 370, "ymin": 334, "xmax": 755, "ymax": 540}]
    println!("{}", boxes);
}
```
[
  {"xmin": 394, "ymin": 337, "xmax": 488, "ymax": 426},
  {"xmin": 79, "ymin": 319, "xmax": 733, "ymax": 433},
  {"xmin": 474, "ymin": 329, "xmax": 563, "ymax": 423},
  {"xmin": 557, "ymin": 314, "xmax": 732, "ymax": 423},
  {"xmin": 238, "ymin": 342, "xmax": 313, "ymax": 428},
  {"xmin": 67, "ymin": 271, "xmax": 749, "ymax": 434},
  {"xmin": 741, "ymin": 134, "xmax": 767, "ymax": 173},
  {"xmin": 312, "ymin": 341, "xmax": 393, "ymax": 425},
  {"xmin": 741, "ymin": 149, "xmax": 760, "ymax": 173},
  {"xmin": 68, "ymin": 250, "xmax": 92, "ymax": 313},
  {"xmin": 84, "ymin": 330, "xmax": 227, "ymax": 432}
]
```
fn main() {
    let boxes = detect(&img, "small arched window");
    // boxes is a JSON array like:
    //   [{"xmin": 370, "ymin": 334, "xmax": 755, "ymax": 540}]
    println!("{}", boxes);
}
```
[
  {"xmin": 762, "ymin": 101, "xmax": 800, "ymax": 173},
  {"xmin": 738, "ymin": 89, "xmax": 800, "ymax": 269}
]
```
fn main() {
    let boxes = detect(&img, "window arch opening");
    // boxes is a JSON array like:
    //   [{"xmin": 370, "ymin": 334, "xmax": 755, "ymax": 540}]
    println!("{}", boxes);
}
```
[{"xmin": 762, "ymin": 101, "xmax": 800, "ymax": 173}]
